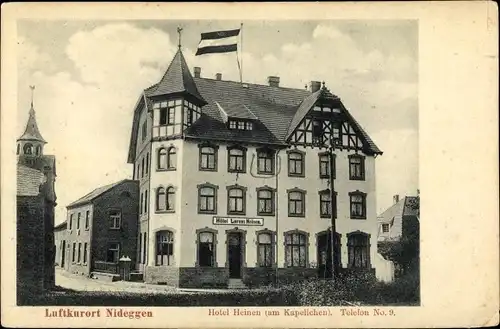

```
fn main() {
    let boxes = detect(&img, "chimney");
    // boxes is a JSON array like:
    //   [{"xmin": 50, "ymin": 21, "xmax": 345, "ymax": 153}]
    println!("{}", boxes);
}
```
[
  {"xmin": 215, "ymin": 73, "xmax": 222, "ymax": 81},
  {"xmin": 194, "ymin": 67, "xmax": 201, "ymax": 78},
  {"xmin": 393, "ymin": 194, "xmax": 400, "ymax": 204},
  {"xmin": 310, "ymin": 81, "xmax": 322, "ymax": 93},
  {"xmin": 267, "ymin": 76, "xmax": 280, "ymax": 87}
]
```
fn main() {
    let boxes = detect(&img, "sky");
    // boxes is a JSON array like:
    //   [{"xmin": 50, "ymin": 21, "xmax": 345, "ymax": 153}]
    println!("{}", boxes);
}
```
[{"xmin": 17, "ymin": 20, "xmax": 418, "ymax": 224}]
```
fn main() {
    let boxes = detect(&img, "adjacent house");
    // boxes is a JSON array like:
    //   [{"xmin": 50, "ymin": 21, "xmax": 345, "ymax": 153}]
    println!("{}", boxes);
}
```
[
  {"xmin": 62, "ymin": 180, "xmax": 139, "ymax": 279},
  {"xmin": 377, "ymin": 194, "xmax": 420, "ymax": 242},
  {"xmin": 16, "ymin": 99, "xmax": 57, "ymax": 302},
  {"xmin": 126, "ymin": 47, "xmax": 386, "ymax": 288},
  {"xmin": 54, "ymin": 221, "xmax": 67, "ymax": 267}
]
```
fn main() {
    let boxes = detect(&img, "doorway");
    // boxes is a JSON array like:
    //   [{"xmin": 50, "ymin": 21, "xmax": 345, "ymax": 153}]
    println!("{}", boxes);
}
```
[
  {"xmin": 61, "ymin": 240, "xmax": 66, "ymax": 268},
  {"xmin": 317, "ymin": 232, "xmax": 341, "ymax": 278},
  {"xmin": 227, "ymin": 232, "xmax": 243, "ymax": 278}
]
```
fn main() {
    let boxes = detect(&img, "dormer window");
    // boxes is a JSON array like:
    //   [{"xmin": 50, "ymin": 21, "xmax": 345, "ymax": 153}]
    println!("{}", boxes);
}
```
[
  {"xmin": 228, "ymin": 119, "xmax": 253, "ymax": 131},
  {"xmin": 312, "ymin": 120, "xmax": 324, "ymax": 144},
  {"xmin": 154, "ymin": 100, "xmax": 180, "ymax": 126}
]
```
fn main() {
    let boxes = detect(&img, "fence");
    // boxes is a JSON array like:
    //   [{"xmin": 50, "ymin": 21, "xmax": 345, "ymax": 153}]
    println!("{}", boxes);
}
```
[{"xmin": 93, "ymin": 261, "xmax": 119, "ymax": 274}]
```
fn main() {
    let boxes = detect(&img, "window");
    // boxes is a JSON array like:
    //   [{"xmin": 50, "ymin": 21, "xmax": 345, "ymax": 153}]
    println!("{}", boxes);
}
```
[
  {"xmin": 349, "ymin": 154, "xmax": 365, "ymax": 180},
  {"xmin": 167, "ymin": 147, "xmax": 176, "ymax": 169},
  {"xmin": 382, "ymin": 224, "xmax": 390, "ymax": 233},
  {"xmin": 158, "ymin": 148, "xmax": 167, "ymax": 169},
  {"xmin": 69, "ymin": 214, "xmax": 73, "ymax": 230},
  {"xmin": 159, "ymin": 106, "xmax": 175, "ymax": 125},
  {"xmin": 85, "ymin": 211, "xmax": 90, "ymax": 229},
  {"xmin": 156, "ymin": 186, "xmax": 175, "ymax": 212},
  {"xmin": 16, "ymin": 144, "xmax": 20, "ymax": 155},
  {"xmin": 227, "ymin": 186, "xmax": 246, "ymax": 215},
  {"xmin": 143, "ymin": 233, "xmax": 147, "ymax": 264},
  {"xmin": 229, "ymin": 121, "xmax": 236, "ymax": 129},
  {"xmin": 348, "ymin": 233, "xmax": 370, "ymax": 268},
  {"xmin": 349, "ymin": 191, "xmax": 367, "ymax": 219},
  {"xmin": 139, "ymin": 192, "xmax": 143, "ymax": 215},
  {"xmin": 77, "ymin": 213, "xmax": 81, "ymax": 230},
  {"xmin": 72, "ymin": 243, "xmax": 76, "ymax": 263},
  {"xmin": 23, "ymin": 143, "xmax": 33, "ymax": 155},
  {"xmin": 257, "ymin": 232, "xmax": 274, "ymax": 267},
  {"xmin": 145, "ymin": 153, "xmax": 149, "ymax": 175},
  {"xmin": 288, "ymin": 189, "xmax": 306, "ymax": 217},
  {"xmin": 166, "ymin": 187, "xmax": 175, "ymax": 211},
  {"xmin": 142, "ymin": 157, "xmax": 146, "ymax": 178},
  {"xmin": 197, "ymin": 231, "xmax": 215, "ymax": 267},
  {"xmin": 106, "ymin": 243, "xmax": 120, "ymax": 263},
  {"xmin": 319, "ymin": 153, "xmax": 335, "ymax": 179},
  {"xmin": 156, "ymin": 230, "xmax": 174, "ymax": 266},
  {"xmin": 35, "ymin": 145, "xmax": 41, "ymax": 155},
  {"xmin": 77, "ymin": 243, "xmax": 82, "ymax": 263},
  {"xmin": 109, "ymin": 210, "xmax": 121, "ymax": 229},
  {"xmin": 285, "ymin": 232, "xmax": 307, "ymax": 267},
  {"xmin": 198, "ymin": 184, "xmax": 217, "ymax": 214},
  {"xmin": 257, "ymin": 148, "xmax": 275, "ymax": 174},
  {"xmin": 228, "ymin": 146, "xmax": 246, "ymax": 173},
  {"xmin": 160, "ymin": 108, "xmax": 167, "ymax": 125},
  {"xmin": 319, "ymin": 189, "xmax": 337, "ymax": 218},
  {"xmin": 199, "ymin": 145, "xmax": 218, "ymax": 171},
  {"xmin": 257, "ymin": 187, "xmax": 275, "ymax": 216},
  {"xmin": 312, "ymin": 119, "xmax": 324, "ymax": 144},
  {"xmin": 83, "ymin": 243, "xmax": 88, "ymax": 264},
  {"xmin": 245, "ymin": 122, "xmax": 253, "ymax": 130},
  {"xmin": 141, "ymin": 121, "xmax": 147, "ymax": 142},
  {"xmin": 288, "ymin": 151, "xmax": 305, "ymax": 177},
  {"xmin": 228, "ymin": 120, "xmax": 253, "ymax": 130},
  {"xmin": 144, "ymin": 190, "xmax": 148, "ymax": 213}
]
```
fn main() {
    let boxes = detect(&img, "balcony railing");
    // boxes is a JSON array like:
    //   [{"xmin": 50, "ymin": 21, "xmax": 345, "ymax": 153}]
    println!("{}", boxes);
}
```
[{"xmin": 93, "ymin": 261, "xmax": 118, "ymax": 274}]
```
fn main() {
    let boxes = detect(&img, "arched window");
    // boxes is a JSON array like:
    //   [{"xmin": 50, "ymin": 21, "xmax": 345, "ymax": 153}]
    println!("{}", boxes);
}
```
[
  {"xmin": 156, "ymin": 187, "xmax": 175, "ymax": 212},
  {"xmin": 227, "ymin": 186, "xmax": 246, "ymax": 215},
  {"xmin": 197, "ymin": 230, "xmax": 216, "ymax": 267},
  {"xmin": 23, "ymin": 143, "xmax": 33, "ymax": 155},
  {"xmin": 167, "ymin": 147, "xmax": 176, "ymax": 169},
  {"xmin": 319, "ymin": 189, "xmax": 337, "ymax": 218},
  {"xmin": 199, "ymin": 145, "xmax": 217, "ymax": 171},
  {"xmin": 347, "ymin": 232, "xmax": 370, "ymax": 268},
  {"xmin": 257, "ymin": 187, "xmax": 275, "ymax": 216},
  {"xmin": 256, "ymin": 148, "xmax": 275, "ymax": 174},
  {"xmin": 35, "ymin": 145, "xmax": 41, "ymax": 155},
  {"xmin": 257, "ymin": 232, "xmax": 274, "ymax": 267},
  {"xmin": 166, "ymin": 187, "xmax": 175, "ymax": 211},
  {"xmin": 16, "ymin": 144, "xmax": 20, "ymax": 155},
  {"xmin": 155, "ymin": 230, "xmax": 173, "ymax": 266},
  {"xmin": 284, "ymin": 231, "xmax": 307, "ymax": 267},
  {"xmin": 158, "ymin": 148, "xmax": 167, "ymax": 169},
  {"xmin": 227, "ymin": 146, "xmax": 246, "ymax": 173}
]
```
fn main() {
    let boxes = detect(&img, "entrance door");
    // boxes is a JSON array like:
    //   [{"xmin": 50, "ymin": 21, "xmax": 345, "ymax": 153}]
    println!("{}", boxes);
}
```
[
  {"xmin": 227, "ymin": 233, "xmax": 242, "ymax": 278},
  {"xmin": 61, "ymin": 240, "xmax": 66, "ymax": 267}
]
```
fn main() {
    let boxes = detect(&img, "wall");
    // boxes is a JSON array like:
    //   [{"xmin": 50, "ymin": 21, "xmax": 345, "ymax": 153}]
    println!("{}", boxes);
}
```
[
  {"xmin": 92, "ymin": 181, "xmax": 139, "ymax": 270},
  {"xmin": 65, "ymin": 204, "xmax": 93, "ymax": 276},
  {"xmin": 17, "ymin": 196, "xmax": 46, "ymax": 298}
]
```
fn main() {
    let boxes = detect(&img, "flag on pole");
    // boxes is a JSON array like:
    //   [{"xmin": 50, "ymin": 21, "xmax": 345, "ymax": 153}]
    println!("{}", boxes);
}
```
[{"xmin": 195, "ymin": 28, "xmax": 241, "ymax": 56}]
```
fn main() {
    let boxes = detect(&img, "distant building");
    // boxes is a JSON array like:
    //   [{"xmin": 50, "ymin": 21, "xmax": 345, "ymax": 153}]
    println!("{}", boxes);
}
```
[
  {"xmin": 61, "ymin": 180, "xmax": 139, "ymax": 279},
  {"xmin": 377, "ymin": 194, "xmax": 420, "ymax": 242},
  {"xmin": 54, "ymin": 221, "xmax": 67, "ymax": 267},
  {"xmin": 126, "ymin": 47, "xmax": 387, "ymax": 288},
  {"xmin": 16, "ymin": 96, "xmax": 57, "ymax": 300}
]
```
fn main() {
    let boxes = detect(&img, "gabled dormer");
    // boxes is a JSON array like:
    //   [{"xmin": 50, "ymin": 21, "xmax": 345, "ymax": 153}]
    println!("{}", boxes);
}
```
[
  {"xmin": 286, "ymin": 81, "xmax": 382, "ymax": 155},
  {"xmin": 148, "ymin": 48, "xmax": 207, "ymax": 139},
  {"xmin": 214, "ymin": 101, "xmax": 257, "ymax": 131}
]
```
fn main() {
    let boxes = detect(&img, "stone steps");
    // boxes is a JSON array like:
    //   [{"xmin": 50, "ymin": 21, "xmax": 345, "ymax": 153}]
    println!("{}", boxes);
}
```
[{"xmin": 227, "ymin": 278, "xmax": 248, "ymax": 289}]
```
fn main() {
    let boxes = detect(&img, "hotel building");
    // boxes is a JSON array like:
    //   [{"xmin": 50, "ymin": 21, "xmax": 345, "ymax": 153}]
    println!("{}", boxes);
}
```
[{"xmin": 127, "ymin": 48, "xmax": 385, "ymax": 288}]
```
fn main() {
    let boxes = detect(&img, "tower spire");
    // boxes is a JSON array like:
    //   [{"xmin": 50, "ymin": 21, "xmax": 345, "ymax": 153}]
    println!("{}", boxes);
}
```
[
  {"xmin": 18, "ymin": 85, "xmax": 46, "ymax": 144},
  {"xmin": 30, "ymin": 85, "xmax": 35, "ymax": 111}
]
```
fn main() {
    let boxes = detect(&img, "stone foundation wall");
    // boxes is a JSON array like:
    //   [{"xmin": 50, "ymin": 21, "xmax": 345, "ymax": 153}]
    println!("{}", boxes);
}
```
[
  {"xmin": 144, "ymin": 266, "xmax": 180, "ymax": 286},
  {"xmin": 179, "ymin": 267, "xmax": 229, "ymax": 288}
]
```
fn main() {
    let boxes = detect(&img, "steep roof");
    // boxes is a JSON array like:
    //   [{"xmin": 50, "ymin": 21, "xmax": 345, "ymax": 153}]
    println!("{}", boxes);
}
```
[
  {"xmin": 54, "ymin": 221, "xmax": 67, "ymax": 230},
  {"xmin": 18, "ymin": 106, "xmax": 46, "ymax": 143},
  {"xmin": 149, "ymin": 48, "xmax": 206, "ymax": 104},
  {"xmin": 17, "ymin": 164, "xmax": 45, "ymax": 197},
  {"xmin": 67, "ymin": 179, "xmax": 135, "ymax": 209}
]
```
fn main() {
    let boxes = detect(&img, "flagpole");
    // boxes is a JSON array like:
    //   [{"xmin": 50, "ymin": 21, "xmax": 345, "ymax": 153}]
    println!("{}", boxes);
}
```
[{"xmin": 240, "ymin": 23, "xmax": 243, "ymax": 83}]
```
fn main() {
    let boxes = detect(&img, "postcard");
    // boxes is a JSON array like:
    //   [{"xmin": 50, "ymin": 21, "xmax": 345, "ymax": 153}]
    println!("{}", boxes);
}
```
[{"xmin": 1, "ymin": 1, "xmax": 498, "ymax": 328}]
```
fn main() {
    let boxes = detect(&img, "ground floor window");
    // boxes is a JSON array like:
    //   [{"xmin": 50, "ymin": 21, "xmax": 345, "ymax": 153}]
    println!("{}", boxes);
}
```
[
  {"xmin": 106, "ymin": 243, "xmax": 120, "ymax": 263},
  {"xmin": 257, "ymin": 232, "xmax": 273, "ymax": 267},
  {"xmin": 348, "ymin": 233, "xmax": 370, "ymax": 268},
  {"xmin": 156, "ymin": 230, "xmax": 174, "ymax": 266},
  {"xmin": 77, "ymin": 243, "xmax": 82, "ymax": 263},
  {"xmin": 198, "ymin": 231, "xmax": 215, "ymax": 267},
  {"xmin": 83, "ymin": 243, "xmax": 88, "ymax": 264},
  {"xmin": 72, "ymin": 243, "xmax": 76, "ymax": 263},
  {"xmin": 284, "ymin": 231, "xmax": 307, "ymax": 267}
]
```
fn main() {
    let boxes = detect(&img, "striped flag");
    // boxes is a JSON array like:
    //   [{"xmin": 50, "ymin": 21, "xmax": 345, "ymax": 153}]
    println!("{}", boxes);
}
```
[{"xmin": 195, "ymin": 28, "xmax": 240, "ymax": 56}]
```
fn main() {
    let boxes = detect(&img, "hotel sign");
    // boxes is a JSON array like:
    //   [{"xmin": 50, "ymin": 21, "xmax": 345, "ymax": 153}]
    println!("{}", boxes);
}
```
[{"xmin": 212, "ymin": 216, "xmax": 264, "ymax": 226}]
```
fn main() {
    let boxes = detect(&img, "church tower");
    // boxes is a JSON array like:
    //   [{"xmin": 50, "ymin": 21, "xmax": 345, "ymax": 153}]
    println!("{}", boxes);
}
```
[{"xmin": 17, "ymin": 86, "xmax": 47, "ymax": 161}]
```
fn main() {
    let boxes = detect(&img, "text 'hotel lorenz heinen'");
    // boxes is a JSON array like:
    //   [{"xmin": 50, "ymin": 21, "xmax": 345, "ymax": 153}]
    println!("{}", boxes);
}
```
[{"xmin": 61, "ymin": 46, "xmax": 390, "ymax": 288}]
